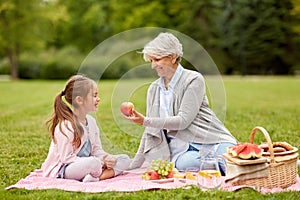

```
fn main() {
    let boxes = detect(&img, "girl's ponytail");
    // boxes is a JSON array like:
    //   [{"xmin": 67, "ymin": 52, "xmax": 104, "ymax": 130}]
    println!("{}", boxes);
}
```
[
  {"xmin": 46, "ymin": 90, "xmax": 73, "ymax": 143},
  {"xmin": 46, "ymin": 75, "xmax": 93, "ymax": 148}
]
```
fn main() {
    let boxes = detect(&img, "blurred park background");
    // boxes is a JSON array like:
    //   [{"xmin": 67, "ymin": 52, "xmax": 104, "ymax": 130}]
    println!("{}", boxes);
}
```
[{"xmin": 0, "ymin": 0, "xmax": 300, "ymax": 80}]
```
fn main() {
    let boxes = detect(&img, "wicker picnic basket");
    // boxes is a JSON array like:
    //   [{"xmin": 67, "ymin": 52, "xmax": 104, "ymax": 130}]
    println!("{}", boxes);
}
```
[{"xmin": 231, "ymin": 126, "xmax": 298, "ymax": 189}]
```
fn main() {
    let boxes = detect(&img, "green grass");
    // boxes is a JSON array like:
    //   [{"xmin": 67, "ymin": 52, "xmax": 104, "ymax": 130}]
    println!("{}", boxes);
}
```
[{"xmin": 0, "ymin": 76, "xmax": 300, "ymax": 199}]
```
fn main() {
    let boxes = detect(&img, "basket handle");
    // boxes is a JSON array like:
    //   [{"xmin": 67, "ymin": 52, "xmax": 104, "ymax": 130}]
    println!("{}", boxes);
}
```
[{"xmin": 250, "ymin": 126, "xmax": 275, "ymax": 163}]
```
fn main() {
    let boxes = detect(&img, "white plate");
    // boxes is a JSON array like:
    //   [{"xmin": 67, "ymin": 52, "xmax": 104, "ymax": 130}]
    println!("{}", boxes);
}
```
[
  {"xmin": 263, "ymin": 147, "xmax": 298, "ymax": 156},
  {"xmin": 150, "ymin": 178, "xmax": 174, "ymax": 183}
]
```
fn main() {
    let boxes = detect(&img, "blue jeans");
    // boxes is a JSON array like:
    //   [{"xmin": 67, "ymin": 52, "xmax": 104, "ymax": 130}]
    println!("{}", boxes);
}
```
[{"xmin": 175, "ymin": 142, "xmax": 235, "ymax": 176}]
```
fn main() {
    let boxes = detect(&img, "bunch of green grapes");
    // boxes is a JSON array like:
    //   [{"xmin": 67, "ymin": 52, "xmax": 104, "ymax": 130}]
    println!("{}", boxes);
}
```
[{"xmin": 148, "ymin": 159, "xmax": 174, "ymax": 179}]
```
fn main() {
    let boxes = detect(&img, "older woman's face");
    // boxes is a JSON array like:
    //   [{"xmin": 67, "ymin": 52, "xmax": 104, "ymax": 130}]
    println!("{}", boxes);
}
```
[{"xmin": 149, "ymin": 56, "xmax": 177, "ymax": 77}]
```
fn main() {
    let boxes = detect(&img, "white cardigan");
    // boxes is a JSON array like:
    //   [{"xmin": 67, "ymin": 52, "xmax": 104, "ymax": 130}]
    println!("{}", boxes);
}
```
[{"xmin": 130, "ymin": 68, "xmax": 237, "ymax": 169}]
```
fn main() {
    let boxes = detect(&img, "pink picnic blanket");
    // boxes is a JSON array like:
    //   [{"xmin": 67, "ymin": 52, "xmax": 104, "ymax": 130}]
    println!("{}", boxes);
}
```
[
  {"xmin": 5, "ymin": 167, "xmax": 185, "ymax": 193},
  {"xmin": 5, "ymin": 167, "xmax": 300, "ymax": 194}
]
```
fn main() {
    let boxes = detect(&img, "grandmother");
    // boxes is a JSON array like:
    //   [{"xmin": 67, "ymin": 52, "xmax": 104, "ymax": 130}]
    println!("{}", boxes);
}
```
[{"xmin": 125, "ymin": 32, "xmax": 237, "ymax": 175}]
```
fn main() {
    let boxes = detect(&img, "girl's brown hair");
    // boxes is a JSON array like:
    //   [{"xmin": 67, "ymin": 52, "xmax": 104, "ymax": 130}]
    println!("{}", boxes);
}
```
[{"xmin": 46, "ymin": 75, "xmax": 95, "ymax": 148}]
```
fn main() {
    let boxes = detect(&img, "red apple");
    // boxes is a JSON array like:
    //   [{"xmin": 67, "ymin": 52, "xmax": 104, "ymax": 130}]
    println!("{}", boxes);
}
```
[
  {"xmin": 148, "ymin": 170, "xmax": 159, "ymax": 180},
  {"xmin": 166, "ymin": 168, "xmax": 179, "ymax": 178},
  {"xmin": 120, "ymin": 102, "xmax": 134, "ymax": 116},
  {"xmin": 166, "ymin": 171, "xmax": 174, "ymax": 178}
]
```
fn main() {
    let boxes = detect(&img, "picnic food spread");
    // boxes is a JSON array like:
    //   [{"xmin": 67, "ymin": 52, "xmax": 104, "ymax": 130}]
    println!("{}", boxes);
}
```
[
  {"xmin": 140, "ymin": 127, "xmax": 298, "ymax": 190},
  {"xmin": 142, "ymin": 159, "xmax": 179, "ymax": 180}
]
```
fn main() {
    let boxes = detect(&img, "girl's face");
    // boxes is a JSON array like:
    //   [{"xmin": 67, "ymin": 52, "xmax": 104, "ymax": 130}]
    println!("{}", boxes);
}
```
[{"xmin": 83, "ymin": 84, "xmax": 100, "ymax": 113}]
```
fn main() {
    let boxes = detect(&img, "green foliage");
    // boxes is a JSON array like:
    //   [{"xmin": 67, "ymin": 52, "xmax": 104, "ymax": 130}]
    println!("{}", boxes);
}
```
[
  {"xmin": 0, "ymin": 58, "xmax": 10, "ymax": 74},
  {"xmin": 0, "ymin": 0, "xmax": 65, "ymax": 79},
  {"xmin": 0, "ymin": 0, "xmax": 47, "ymax": 51},
  {"xmin": 51, "ymin": 0, "xmax": 110, "ymax": 52},
  {"xmin": 0, "ymin": 77, "xmax": 299, "ymax": 199},
  {"xmin": 40, "ymin": 46, "xmax": 82, "ymax": 79},
  {"xmin": 16, "ymin": 46, "xmax": 83, "ymax": 79},
  {"xmin": 18, "ymin": 53, "xmax": 43, "ymax": 79},
  {"xmin": 290, "ymin": 0, "xmax": 300, "ymax": 34},
  {"xmin": 218, "ymin": 0, "xmax": 295, "ymax": 75},
  {"xmin": 0, "ymin": 0, "xmax": 300, "ymax": 78}
]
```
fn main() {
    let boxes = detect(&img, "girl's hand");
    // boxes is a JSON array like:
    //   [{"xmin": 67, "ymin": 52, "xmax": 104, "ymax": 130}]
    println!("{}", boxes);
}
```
[
  {"xmin": 103, "ymin": 155, "xmax": 117, "ymax": 169},
  {"xmin": 124, "ymin": 109, "xmax": 145, "ymax": 125}
]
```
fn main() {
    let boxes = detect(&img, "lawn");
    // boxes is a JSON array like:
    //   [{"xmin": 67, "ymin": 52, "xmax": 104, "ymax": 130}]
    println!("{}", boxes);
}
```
[{"xmin": 0, "ymin": 76, "xmax": 299, "ymax": 199}]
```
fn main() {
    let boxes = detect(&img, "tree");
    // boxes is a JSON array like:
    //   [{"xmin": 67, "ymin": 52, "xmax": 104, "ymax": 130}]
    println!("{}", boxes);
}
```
[
  {"xmin": 218, "ymin": 0, "xmax": 294, "ymax": 75},
  {"xmin": 290, "ymin": 0, "xmax": 300, "ymax": 34},
  {"xmin": 289, "ymin": 0, "xmax": 300, "ymax": 72},
  {"xmin": 49, "ymin": 0, "xmax": 110, "ymax": 53},
  {"xmin": 0, "ymin": 0, "xmax": 67, "ymax": 79},
  {"xmin": 1, "ymin": 0, "xmax": 298, "ymax": 78}
]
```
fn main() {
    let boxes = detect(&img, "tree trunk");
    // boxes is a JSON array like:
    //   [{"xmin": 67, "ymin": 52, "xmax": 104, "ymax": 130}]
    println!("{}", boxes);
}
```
[{"xmin": 7, "ymin": 49, "xmax": 19, "ymax": 80}]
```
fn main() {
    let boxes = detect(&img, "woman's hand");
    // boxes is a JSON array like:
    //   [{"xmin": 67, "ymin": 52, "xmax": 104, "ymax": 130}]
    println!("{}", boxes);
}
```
[{"xmin": 124, "ymin": 109, "xmax": 145, "ymax": 125}]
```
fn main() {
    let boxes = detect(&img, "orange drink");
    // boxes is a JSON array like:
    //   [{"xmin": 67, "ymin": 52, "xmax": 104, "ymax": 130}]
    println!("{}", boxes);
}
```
[
  {"xmin": 185, "ymin": 167, "xmax": 198, "ymax": 185},
  {"xmin": 197, "ymin": 170, "xmax": 222, "ymax": 190}
]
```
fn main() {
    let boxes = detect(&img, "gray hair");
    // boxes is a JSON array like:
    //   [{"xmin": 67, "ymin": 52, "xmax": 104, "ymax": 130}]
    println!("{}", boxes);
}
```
[{"xmin": 142, "ymin": 32, "xmax": 183, "ymax": 63}]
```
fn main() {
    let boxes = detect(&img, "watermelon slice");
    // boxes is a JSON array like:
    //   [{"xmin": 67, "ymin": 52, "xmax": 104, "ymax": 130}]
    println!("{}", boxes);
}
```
[
  {"xmin": 227, "ymin": 143, "xmax": 246, "ymax": 157},
  {"xmin": 227, "ymin": 143, "xmax": 263, "ymax": 160},
  {"xmin": 238, "ymin": 143, "xmax": 263, "ymax": 159}
]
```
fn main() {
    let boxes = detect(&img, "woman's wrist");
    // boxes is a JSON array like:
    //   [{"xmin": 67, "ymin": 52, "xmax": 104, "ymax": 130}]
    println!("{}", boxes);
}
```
[{"xmin": 142, "ymin": 117, "xmax": 150, "ymax": 126}]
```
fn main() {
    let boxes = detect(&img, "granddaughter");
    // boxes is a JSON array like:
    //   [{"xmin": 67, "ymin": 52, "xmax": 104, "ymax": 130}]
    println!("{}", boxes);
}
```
[{"xmin": 41, "ymin": 75, "xmax": 130, "ymax": 182}]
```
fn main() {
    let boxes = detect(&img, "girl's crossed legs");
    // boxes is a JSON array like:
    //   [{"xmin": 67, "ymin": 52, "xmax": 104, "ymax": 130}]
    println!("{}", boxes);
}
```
[{"xmin": 64, "ymin": 154, "xmax": 130, "ymax": 182}]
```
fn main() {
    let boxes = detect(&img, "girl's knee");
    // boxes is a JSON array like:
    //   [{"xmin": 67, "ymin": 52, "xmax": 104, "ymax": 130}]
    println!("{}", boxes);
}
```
[
  {"xmin": 88, "ymin": 157, "xmax": 103, "ymax": 177},
  {"xmin": 89, "ymin": 157, "xmax": 103, "ymax": 170}
]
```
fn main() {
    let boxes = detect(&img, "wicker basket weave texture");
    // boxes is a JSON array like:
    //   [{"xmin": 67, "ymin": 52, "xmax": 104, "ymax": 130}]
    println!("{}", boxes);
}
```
[{"xmin": 231, "ymin": 126, "xmax": 298, "ymax": 189}]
